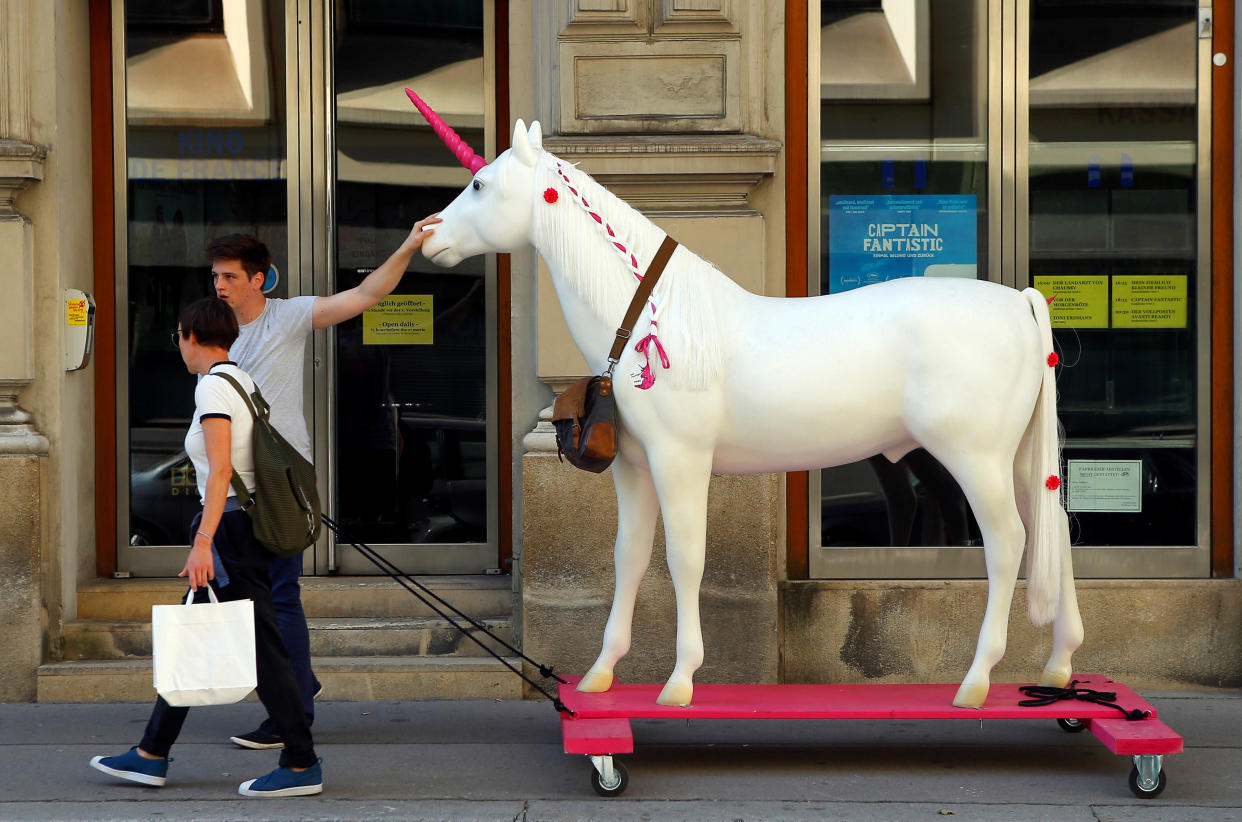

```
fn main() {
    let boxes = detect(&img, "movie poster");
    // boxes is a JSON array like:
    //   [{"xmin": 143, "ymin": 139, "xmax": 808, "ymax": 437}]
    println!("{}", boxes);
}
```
[{"xmin": 828, "ymin": 194, "xmax": 978, "ymax": 293}]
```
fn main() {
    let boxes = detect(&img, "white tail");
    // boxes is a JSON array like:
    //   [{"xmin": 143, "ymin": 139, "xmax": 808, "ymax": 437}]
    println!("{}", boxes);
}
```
[{"xmin": 1022, "ymin": 287, "xmax": 1064, "ymax": 626}]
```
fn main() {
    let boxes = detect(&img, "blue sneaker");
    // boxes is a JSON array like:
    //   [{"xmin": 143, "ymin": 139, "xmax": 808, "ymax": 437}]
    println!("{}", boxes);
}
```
[
  {"xmin": 238, "ymin": 760, "xmax": 323, "ymax": 797},
  {"xmin": 89, "ymin": 747, "xmax": 168, "ymax": 787}
]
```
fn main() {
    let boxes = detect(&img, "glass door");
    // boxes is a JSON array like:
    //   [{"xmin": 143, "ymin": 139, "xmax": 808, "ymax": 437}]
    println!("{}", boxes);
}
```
[
  {"xmin": 325, "ymin": 0, "xmax": 497, "ymax": 574},
  {"xmin": 116, "ymin": 0, "xmax": 499, "ymax": 577},
  {"xmin": 119, "ymin": 0, "xmax": 294, "ymax": 576},
  {"xmin": 1021, "ymin": 0, "xmax": 1209, "ymax": 576},
  {"xmin": 810, "ymin": 0, "xmax": 1211, "ymax": 578},
  {"xmin": 812, "ymin": 0, "xmax": 996, "ymax": 576}
]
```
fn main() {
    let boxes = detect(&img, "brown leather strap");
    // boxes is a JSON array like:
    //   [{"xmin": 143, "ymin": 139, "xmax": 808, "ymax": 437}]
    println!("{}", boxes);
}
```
[{"xmin": 607, "ymin": 234, "xmax": 679, "ymax": 366}]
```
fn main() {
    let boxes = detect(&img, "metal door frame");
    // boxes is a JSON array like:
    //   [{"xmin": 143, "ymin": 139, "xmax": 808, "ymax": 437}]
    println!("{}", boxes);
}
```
[{"xmin": 318, "ymin": 0, "xmax": 500, "ymax": 575}]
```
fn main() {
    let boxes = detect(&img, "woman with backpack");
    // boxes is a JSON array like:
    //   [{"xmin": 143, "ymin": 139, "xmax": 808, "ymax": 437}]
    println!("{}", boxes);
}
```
[{"xmin": 89, "ymin": 297, "xmax": 323, "ymax": 798}]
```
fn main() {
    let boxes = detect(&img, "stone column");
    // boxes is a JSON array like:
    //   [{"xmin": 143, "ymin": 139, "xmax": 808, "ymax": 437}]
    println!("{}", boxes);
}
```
[
  {"xmin": 0, "ymin": 0, "xmax": 49, "ymax": 701},
  {"xmin": 519, "ymin": 0, "xmax": 784, "ymax": 692}
]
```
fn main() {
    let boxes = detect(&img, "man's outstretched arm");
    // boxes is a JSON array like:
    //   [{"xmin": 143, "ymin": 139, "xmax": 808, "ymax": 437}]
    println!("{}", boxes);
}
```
[{"xmin": 311, "ymin": 213, "xmax": 441, "ymax": 330}]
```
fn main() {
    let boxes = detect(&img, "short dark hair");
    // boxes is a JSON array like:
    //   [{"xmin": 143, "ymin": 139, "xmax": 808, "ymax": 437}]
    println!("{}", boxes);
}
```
[
  {"xmin": 178, "ymin": 297, "xmax": 239, "ymax": 350},
  {"xmin": 206, "ymin": 234, "xmax": 271, "ymax": 280}
]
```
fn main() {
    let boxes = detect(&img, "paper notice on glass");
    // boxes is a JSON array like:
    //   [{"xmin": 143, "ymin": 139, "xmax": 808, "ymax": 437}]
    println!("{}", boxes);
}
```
[
  {"xmin": 1067, "ymin": 460, "xmax": 1143, "ymax": 513},
  {"xmin": 363, "ymin": 295, "xmax": 433, "ymax": 345},
  {"xmin": 1031, "ymin": 276, "xmax": 1109, "ymax": 329},
  {"xmin": 1111, "ymin": 275, "xmax": 1187, "ymax": 329}
]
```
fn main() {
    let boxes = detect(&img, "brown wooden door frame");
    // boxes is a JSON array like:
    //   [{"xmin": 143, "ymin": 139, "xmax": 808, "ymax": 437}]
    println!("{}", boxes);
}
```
[
  {"xmin": 785, "ymin": 0, "xmax": 810, "ymax": 579},
  {"xmin": 1210, "ymin": 0, "xmax": 1235, "ymax": 576},
  {"xmin": 90, "ymin": 0, "xmax": 117, "ymax": 577},
  {"xmin": 496, "ymin": 0, "xmax": 513, "ymax": 572},
  {"xmin": 784, "ymin": 0, "xmax": 1236, "ymax": 580}
]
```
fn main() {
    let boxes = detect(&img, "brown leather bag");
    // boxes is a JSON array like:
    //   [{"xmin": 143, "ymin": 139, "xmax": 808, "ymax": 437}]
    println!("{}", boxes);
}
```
[
  {"xmin": 551, "ymin": 235, "xmax": 678, "ymax": 472},
  {"xmin": 552, "ymin": 375, "xmax": 616, "ymax": 473}
]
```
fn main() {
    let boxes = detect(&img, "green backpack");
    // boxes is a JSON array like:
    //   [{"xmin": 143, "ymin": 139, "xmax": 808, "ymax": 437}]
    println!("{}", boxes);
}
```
[{"xmin": 213, "ymin": 372, "xmax": 322, "ymax": 557}]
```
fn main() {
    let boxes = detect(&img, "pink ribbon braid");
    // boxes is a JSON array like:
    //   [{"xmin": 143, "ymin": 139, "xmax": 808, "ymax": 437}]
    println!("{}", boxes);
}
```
[{"xmin": 635, "ymin": 329, "xmax": 670, "ymax": 370}]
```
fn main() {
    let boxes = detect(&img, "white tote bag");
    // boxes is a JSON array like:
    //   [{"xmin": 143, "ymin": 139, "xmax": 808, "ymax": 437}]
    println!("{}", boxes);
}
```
[{"xmin": 152, "ymin": 586, "xmax": 257, "ymax": 707}]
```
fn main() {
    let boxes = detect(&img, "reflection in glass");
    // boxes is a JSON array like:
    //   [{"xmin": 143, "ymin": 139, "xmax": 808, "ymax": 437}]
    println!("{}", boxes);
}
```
[
  {"xmin": 126, "ymin": 0, "xmax": 287, "ymax": 547},
  {"xmin": 332, "ymin": 1, "xmax": 488, "ymax": 545},
  {"xmin": 818, "ymin": 0, "xmax": 987, "ymax": 548},
  {"xmin": 1028, "ymin": 0, "xmax": 1197, "ymax": 546}
]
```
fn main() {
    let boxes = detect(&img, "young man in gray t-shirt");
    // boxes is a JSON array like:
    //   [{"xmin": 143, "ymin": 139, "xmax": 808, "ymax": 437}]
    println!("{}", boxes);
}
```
[{"xmin": 207, "ymin": 217, "xmax": 439, "ymax": 749}]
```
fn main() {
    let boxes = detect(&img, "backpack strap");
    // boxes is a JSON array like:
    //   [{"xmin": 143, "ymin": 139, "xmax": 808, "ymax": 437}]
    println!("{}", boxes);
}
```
[{"xmin": 210, "ymin": 370, "xmax": 259, "ymax": 510}]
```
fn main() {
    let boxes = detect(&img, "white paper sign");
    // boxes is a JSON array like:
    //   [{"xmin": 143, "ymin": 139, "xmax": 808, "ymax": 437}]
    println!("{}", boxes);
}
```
[{"xmin": 1067, "ymin": 460, "xmax": 1143, "ymax": 513}]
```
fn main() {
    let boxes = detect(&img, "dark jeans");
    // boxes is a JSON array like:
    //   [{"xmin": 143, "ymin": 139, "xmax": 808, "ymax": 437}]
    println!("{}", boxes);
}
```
[
  {"xmin": 139, "ymin": 509, "xmax": 317, "ymax": 769},
  {"xmin": 263, "ymin": 554, "xmax": 320, "ymax": 730}
]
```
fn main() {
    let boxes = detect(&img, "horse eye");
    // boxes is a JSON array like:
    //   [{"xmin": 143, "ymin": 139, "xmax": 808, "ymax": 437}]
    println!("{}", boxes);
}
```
[{"xmin": 472, "ymin": 179, "xmax": 483, "ymax": 192}]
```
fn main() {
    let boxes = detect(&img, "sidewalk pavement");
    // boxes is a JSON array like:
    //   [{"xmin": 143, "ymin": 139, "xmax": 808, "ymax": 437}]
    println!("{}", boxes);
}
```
[{"xmin": 1, "ymin": 686, "xmax": 1239, "ymax": 821}]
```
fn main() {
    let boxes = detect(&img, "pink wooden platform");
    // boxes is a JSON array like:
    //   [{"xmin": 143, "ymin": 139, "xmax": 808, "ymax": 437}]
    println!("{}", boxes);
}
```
[{"xmin": 558, "ymin": 673, "xmax": 1182, "ymax": 758}]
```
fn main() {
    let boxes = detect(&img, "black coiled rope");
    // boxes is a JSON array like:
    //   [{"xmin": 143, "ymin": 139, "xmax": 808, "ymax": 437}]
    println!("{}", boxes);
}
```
[{"xmin": 1018, "ymin": 680, "xmax": 1150, "ymax": 721}]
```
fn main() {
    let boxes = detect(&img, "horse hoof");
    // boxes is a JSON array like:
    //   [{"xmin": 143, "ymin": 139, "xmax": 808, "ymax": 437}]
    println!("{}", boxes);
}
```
[
  {"xmin": 952, "ymin": 681, "xmax": 988, "ymax": 709},
  {"xmin": 1037, "ymin": 667, "xmax": 1071, "ymax": 688},
  {"xmin": 577, "ymin": 670, "xmax": 614, "ymax": 693},
  {"xmin": 656, "ymin": 681, "xmax": 693, "ymax": 707}
]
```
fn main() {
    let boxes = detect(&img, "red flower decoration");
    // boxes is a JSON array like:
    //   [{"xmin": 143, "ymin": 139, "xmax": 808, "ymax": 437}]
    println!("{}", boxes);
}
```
[
  {"xmin": 1045, "ymin": 475, "xmax": 1061, "ymax": 491},
  {"xmin": 543, "ymin": 187, "xmax": 558, "ymax": 204},
  {"xmin": 1047, "ymin": 352, "xmax": 1059, "ymax": 367}
]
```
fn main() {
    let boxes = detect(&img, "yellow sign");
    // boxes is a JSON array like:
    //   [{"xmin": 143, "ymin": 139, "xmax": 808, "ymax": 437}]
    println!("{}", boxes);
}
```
[
  {"xmin": 66, "ymin": 299, "xmax": 88, "ymax": 326},
  {"xmin": 1112, "ymin": 275, "xmax": 1187, "ymax": 329},
  {"xmin": 363, "ymin": 294, "xmax": 433, "ymax": 345},
  {"xmin": 1031, "ymin": 276, "xmax": 1109, "ymax": 328}
]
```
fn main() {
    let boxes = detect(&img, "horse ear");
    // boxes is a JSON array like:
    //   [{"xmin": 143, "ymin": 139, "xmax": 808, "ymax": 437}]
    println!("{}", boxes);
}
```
[
  {"xmin": 512, "ymin": 118, "xmax": 537, "ymax": 167},
  {"xmin": 527, "ymin": 121, "xmax": 543, "ymax": 152}
]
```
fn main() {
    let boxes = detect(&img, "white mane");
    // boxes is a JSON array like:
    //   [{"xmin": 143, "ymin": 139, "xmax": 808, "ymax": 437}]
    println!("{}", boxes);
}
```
[{"xmin": 530, "ymin": 151, "xmax": 731, "ymax": 390}]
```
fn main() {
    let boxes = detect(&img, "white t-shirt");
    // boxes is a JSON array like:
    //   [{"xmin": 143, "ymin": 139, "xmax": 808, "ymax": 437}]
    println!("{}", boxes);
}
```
[
  {"xmin": 228, "ymin": 296, "xmax": 317, "ymax": 461},
  {"xmin": 185, "ymin": 363, "xmax": 257, "ymax": 500}
]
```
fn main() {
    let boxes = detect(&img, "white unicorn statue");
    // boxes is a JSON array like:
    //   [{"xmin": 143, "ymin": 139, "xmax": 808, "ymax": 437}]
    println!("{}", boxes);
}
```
[{"xmin": 407, "ymin": 89, "xmax": 1083, "ymax": 709}]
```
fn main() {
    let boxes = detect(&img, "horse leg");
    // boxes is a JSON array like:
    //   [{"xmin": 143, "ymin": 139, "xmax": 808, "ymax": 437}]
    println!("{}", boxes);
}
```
[
  {"xmin": 1038, "ymin": 506, "xmax": 1083, "ymax": 687},
  {"xmin": 946, "ymin": 454, "xmax": 1027, "ymax": 709},
  {"xmin": 577, "ymin": 455, "xmax": 660, "ymax": 694},
  {"xmin": 646, "ymin": 449, "xmax": 713, "ymax": 707}
]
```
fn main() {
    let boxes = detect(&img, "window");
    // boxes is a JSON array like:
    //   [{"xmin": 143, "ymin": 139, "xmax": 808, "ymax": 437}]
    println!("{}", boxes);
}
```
[
  {"xmin": 114, "ymin": 0, "xmax": 500, "ymax": 577},
  {"xmin": 810, "ymin": 0, "xmax": 1209, "ymax": 578}
]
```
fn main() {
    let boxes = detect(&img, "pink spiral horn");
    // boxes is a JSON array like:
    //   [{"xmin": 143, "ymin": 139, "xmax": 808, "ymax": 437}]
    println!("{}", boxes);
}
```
[{"xmin": 405, "ymin": 88, "xmax": 487, "ymax": 176}]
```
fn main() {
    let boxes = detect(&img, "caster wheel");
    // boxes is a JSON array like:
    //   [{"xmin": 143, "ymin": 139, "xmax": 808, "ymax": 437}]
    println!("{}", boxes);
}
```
[
  {"xmin": 590, "ymin": 760, "xmax": 629, "ymax": 797},
  {"xmin": 1128, "ymin": 765, "xmax": 1166, "ymax": 798},
  {"xmin": 1057, "ymin": 717, "xmax": 1086, "ymax": 733}
]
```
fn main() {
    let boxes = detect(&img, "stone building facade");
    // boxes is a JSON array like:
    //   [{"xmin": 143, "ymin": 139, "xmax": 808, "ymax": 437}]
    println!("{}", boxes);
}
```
[{"xmin": 1, "ymin": 0, "xmax": 1240, "ymax": 702}]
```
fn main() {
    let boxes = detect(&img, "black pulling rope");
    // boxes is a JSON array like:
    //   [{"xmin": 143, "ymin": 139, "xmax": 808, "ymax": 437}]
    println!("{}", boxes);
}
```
[
  {"xmin": 320, "ymin": 514, "xmax": 574, "ymax": 716},
  {"xmin": 1018, "ymin": 680, "xmax": 1150, "ymax": 721}
]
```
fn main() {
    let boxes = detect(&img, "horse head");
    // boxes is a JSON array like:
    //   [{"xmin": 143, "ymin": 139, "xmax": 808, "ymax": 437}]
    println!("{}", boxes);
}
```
[{"xmin": 408, "ymin": 88, "xmax": 544, "ymax": 267}]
